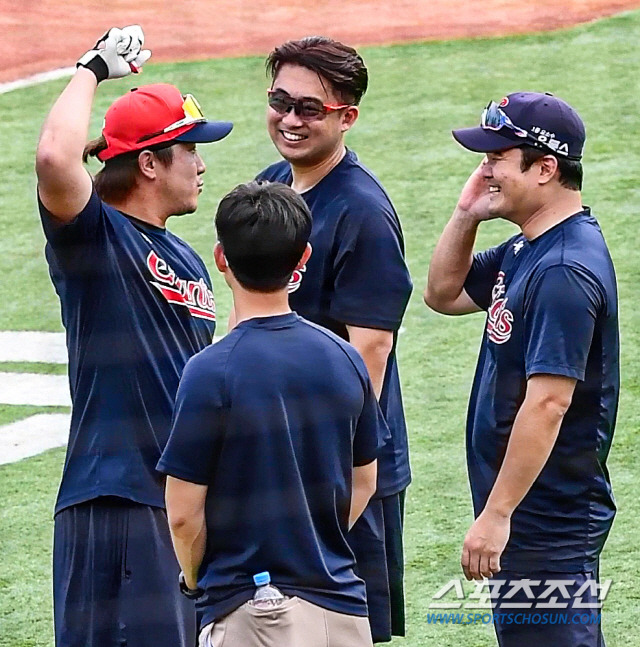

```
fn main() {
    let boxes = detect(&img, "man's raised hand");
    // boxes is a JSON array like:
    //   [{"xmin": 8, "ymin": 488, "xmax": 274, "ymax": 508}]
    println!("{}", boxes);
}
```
[{"xmin": 77, "ymin": 25, "xmax": 151, "ymax": 83}]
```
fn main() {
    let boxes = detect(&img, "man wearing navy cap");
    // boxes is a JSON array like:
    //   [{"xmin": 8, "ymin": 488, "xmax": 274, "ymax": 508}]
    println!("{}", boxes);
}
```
[
  {"xmin": 36, "ymin": 25, "xmax": 232, "ymax": 647},
  {"xmin": 424, "ymin": 92, "xmax": 618, "ymax": 647}
]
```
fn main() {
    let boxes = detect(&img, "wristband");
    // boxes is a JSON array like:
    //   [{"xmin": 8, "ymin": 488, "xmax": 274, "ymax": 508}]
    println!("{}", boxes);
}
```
[
  {"xmin": 179, "ymin": 571, "xmax": 204, "ymax": 599},
  {"xmin": 76, "ymin": 56, "xmax": 109, "ymax": 84}
]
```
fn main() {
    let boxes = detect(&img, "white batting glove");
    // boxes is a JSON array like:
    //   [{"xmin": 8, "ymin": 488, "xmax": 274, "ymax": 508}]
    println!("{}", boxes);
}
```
[{"xmin": 77, "ymin": 25, "xmax": 152, "ymax": 83}]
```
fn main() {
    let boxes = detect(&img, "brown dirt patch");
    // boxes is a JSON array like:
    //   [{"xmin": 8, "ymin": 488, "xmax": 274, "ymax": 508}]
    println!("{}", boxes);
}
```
[{"xmin": 1, "ymin": 0, "xmax": 638, "ymax": 83}]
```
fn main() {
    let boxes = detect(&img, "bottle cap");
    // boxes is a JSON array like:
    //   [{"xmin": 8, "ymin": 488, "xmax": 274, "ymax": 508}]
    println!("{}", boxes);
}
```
[{"xmin": 253, "ymin": 571, "xmax": 271, "ymax": 586}]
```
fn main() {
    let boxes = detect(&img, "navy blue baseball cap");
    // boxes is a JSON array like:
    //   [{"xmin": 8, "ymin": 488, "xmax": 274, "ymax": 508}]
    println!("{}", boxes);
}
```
[{"xmin": 452, "ymin": 92, "xmax": 585, "ymax": 160}]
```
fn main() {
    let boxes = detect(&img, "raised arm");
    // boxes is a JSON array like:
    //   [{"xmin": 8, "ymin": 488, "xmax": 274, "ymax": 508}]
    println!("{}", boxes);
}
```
[
  {"xmin": 36, "ymin": 69, "xmax": 97, "ymax": 221},
  {"xmin": 424, "ymin": 162, "xmax": 494, "ymax": 315},
  {"xmin": 35, "ymin": 26, "xmax": 151, "ymax": 222}
]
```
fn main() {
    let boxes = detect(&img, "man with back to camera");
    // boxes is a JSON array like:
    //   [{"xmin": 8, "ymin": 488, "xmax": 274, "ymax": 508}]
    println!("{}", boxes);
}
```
[
  {"xmin": 256, "ymin": 36, "xmax": 413, "ymax": 643},
  {"xmin": 157, "ymin": 180, "xmax": 386, "ymax": 647},
  {"xmin": 424, "ymin": 91, "xmax": 618, "ymax": 646},
  {"xmin": 35, "ymin": 25, "xmax": 232, "ymax": 647}
]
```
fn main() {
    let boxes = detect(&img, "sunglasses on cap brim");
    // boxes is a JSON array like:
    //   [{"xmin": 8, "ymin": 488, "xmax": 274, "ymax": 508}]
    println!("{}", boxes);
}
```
[
  {"xmin": 137, "ymin": 94, "xmax": 206, "ymax": 143},
  {"xmin": 481, "ymin": 101, "xmax": 579, "ymax": 160},
  {"xmin": 481, "ymin": 101, "xmax": 530, "ymax": 138}
]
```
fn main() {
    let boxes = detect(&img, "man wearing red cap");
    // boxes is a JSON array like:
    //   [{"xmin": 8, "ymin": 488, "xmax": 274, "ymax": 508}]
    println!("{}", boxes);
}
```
[
  {"xmin": 35, "ymin": 26, "xmax": 232, "ymax": 647},
  {"xmin": 424, "ymin": 92, "xmax": 618, "ymax": 647}
]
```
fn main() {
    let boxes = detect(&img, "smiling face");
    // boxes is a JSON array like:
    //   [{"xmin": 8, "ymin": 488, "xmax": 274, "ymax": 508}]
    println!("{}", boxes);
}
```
[
  {"xmin": 481, "ymin": 148, "xmax": 541, "ymax": 222},
  {"xmin": 156, "ymin": 142, "xmax": 206, "ymax": 216},
  {"xmin": 266, "ymin": 63, "xmax": 358, "ymax": 168}
]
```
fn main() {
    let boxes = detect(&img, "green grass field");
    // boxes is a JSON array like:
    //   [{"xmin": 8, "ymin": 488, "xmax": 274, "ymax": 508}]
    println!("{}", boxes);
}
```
[{"xmin": 1, "ymin": 11, "xmax": 639, "ymax": 646}]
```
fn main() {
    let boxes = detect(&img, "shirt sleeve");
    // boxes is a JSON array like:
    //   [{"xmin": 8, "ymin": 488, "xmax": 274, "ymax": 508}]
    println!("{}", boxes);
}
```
[
  {"xmin": 38, "ymin": 189, "xmax": 105, "ymax": 273},
  {"xmin": 255, "ymin": 163, "xmax": 291, "ymax": 185},
  {"xmin": 523, "ymin": 265, "xmax": 604, "ymax": 381},
  {"xmin": 39, "ymin": 188, "xmax": 103, "ymax": 244},
  {"xmin": 157, "ymin": 355, "xmax": 226, "ymax": 485},
  {"xmin": 463, "ymin": 240, "xmax": 511, "ymax": 310},
  {"xmin": 330, "ymin": 204, "xmax": 412, "ymax": 331},
  {"xmin": 352, "ymin": 364, "xmax": 390, "ymax": 467}
]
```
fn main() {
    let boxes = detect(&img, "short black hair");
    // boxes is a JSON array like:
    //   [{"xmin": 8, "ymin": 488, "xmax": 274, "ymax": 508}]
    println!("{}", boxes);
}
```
[
  {"xmin": 266, "ymin": 36, "xmax": 368, "ymax": 105},
  {"xmin": 215, "ymin": 181, "xmax": 312, "ymax": 292},
  {"xmin": 519, "ymin": 145, "xmax": 583, "ymax": 191}
]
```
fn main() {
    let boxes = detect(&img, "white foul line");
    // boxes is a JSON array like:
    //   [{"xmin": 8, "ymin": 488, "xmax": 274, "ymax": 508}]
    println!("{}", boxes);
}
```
[{"xmin": 0, "ymin": 67, "xmax": 75, "ymax": 95}]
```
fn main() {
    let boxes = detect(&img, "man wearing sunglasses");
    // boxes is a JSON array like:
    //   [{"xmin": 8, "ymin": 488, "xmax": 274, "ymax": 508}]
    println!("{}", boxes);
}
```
[
  {"xmin": 35, "ymin": 25, "xmax": 232, "ymax": 647},
  {"xmin": 424, "ymin": 92, "xmax": 618, "ymax": 647},
  {"xmin": 256, "ymin": 36, "xmax": 413, "ymax": 644}
]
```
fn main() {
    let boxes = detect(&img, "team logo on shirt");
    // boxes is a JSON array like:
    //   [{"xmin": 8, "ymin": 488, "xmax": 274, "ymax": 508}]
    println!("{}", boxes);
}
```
[
  {"xmin": 288, "ymin": 264, "xmax": 307, "ymax": 294},
  {"xmin": 486, "ymin": 271, "xmax": 513, "ymax": 344},
  {"xmin": 147, "ymin": 251, "xmax": 216, "ymax": 321}
]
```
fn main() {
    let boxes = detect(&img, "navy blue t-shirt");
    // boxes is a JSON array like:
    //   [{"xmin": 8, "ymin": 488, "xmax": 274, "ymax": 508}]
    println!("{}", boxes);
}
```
[
  {"xmin": 257, "ymin": 150, "xmax": 413, "ymax": 498},
  {"xmin": 39, "ymin": 190, "xmax": 215, "ymax": 514},
  {"xmin": 463, "ymin": 209, "xmax": 619, "ymax": 572},
  {"xmin": 157, "ymin": 313, "xmax": 387, "ymax": 626}
]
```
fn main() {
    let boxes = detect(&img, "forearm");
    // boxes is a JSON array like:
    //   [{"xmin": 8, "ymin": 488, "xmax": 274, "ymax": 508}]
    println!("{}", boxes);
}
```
[
  {"xmin": 168, "ymin": 511, "xmax": 207, "ymax": 589},
  {"xmin": 349, "ymin": 460, "xmax": 377, "ymax": 529},
  {"xmin": 484, "ymin": 397, "xmax": 566, "ymax": 518},
  {"xmin": 425, "ymin": 208, "xmax": 479, "ymax": 310}
]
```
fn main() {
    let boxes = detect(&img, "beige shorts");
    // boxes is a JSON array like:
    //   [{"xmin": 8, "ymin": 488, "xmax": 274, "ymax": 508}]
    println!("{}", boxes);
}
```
[{"xmin": 199, "ymin": 596, "xmax": 373, "ymax": 647}]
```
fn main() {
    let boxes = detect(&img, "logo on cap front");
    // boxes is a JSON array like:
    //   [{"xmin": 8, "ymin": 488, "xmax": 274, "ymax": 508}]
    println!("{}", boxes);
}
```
[{"xmin": 499, "ymin": 97, "xmax": 509, "ymax": 107}]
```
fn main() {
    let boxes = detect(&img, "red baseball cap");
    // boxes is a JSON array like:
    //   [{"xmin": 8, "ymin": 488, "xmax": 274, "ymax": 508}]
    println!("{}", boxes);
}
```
[{"xmin": 97, "ymin": 83, "xmax": 233, "ymax": 161}]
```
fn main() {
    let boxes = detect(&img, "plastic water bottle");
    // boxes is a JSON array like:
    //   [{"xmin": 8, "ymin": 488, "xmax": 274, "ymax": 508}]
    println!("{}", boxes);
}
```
[{"xmin": 250, "ymin": 571, "xmax": 288, "ymax": 608}]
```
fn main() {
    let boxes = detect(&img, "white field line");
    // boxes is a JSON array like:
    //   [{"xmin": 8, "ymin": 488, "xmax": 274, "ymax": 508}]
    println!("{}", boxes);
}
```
[
  {"xmin": 0, "ymin": 67, "xmax": 74, "ymax": 95},
  {"xmin": 0, "ymin": 331, "xmax": 67, "ymax": 363},
  {"xmin": 0, "ymin": 321, "xmax": 395, "ymax": 464},
  {"xmin": 0, "ymin": 413, "xmax": 71, "ymax": 465},
  {"xmin": 0, "ymin": 372, "xmax": 71, "ymax": 406},
  {"xmin": 0, "ymin": 330, "xmax": 225, "ymax": 464}
]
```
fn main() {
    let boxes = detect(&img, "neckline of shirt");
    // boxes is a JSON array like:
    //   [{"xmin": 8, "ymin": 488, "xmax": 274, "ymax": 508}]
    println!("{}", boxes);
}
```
[
  {"xmin": 293, "ymin": 148, "xmax": 357, "ymax": 196},
  {"xmin": 528, "ymin": 207, "xmax": 591, "ymax": 244},
  {"xmin": 120, "ymin": 211, "xmax": 168, "ymax": 234},
  {"xmin": 238, "ymin": 312, "xmax": 300, "ymax": 328}
]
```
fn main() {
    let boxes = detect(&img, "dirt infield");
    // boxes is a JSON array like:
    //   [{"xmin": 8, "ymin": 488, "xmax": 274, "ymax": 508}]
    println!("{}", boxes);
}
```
[{"xmin": 1, "ymin": 0, "xmax": 638, "ymax": 83}]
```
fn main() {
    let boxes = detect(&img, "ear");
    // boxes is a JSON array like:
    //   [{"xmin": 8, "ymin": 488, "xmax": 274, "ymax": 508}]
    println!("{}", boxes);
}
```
[
  {"xmin": 538, "ymin": 155, "xmax": 559, "ymax": 185},
  {"xmin": 340, "ymin": 106, "xmax": 359, "ymax": 133},
  {"xmin": 296, "ymin": 242, "xmax": 312, "ymax": 269},
  {"xmin": 137, "ymin": 150, "xmax": 157, "ymax": 179},
  {"xmin": 213, "ymin": 242, "xmax": 228, "ymax": 273}
]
